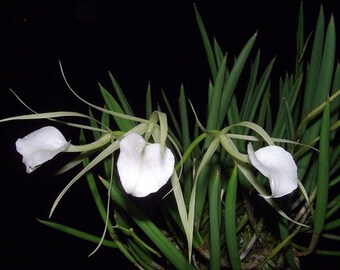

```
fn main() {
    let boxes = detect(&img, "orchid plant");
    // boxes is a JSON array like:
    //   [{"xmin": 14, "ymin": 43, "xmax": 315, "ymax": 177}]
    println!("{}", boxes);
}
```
[{"xmin": 1, "ymin": 4, "xmax": 340, "ymax": 270}]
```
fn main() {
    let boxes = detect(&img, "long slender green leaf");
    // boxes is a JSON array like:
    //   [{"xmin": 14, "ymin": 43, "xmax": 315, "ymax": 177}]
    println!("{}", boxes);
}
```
[
  {"xmin": 178, "ymin": 85, "xmax": 192, "ymax": 203},
  {"xmin": 206, "ymin": 55, "xmax": 227, "ymax": 135},
  {"xmin": 213, "ymin": 38, "xmax": 225, "ymax": 68},
  {"xmin": 209, "ymin": 167, "xmax": 221, "ymax": 270},
  {"xmin": 277, "ymin": 198, "xmax": 299, "ymax": 270},
  {"xmin": 260, "ymin": 230, "xmax": 298, "ymax": 269},
  {"xmin": 37, "ymin": 219, "xmax": 117, "ymax": 248},
  {"xmin": 295, "ymin": 1, "xmax": 304, "ymax": 77},
  {"xmin": 146, "ymin": 83, "xmax": 152, "ymax": 119},
  {"xmin": 49, "ymin": 140, "xmax": 120, "ymax": 218},
  {"xmin": 218, "ymin": 33, "xmax": 257, "ymax": 126},
  {"xmin": 330, "ymin": 63, "xmax": 340, "ymax": 141},
  {"xmin": 170, "ymin": 170, "xmax": 190, "ymax": 259},
  {"xmin": 241, "ymin": 50, "xmax": 261, "ymax": 118},
  {"xmin": 126, "ymin": 240, "xmax": 156, "ymax": 270},
  {"xmin": 225, "ymin": 165, "xmax": 241, "ymax": 270},
  {"xmin": 248, "ymin": 57, "xmax": 275, "ymax": 123},
  {"xmin": 102, "ymin": 179, "xmax": 195, "ymax": 269},
  {"xmin": 299, "ymin": 12, "xmax": 335, "ymax": 183},
  {"xmin": 161, "ymin": 89, "xmax": 181, "ymax": 138},
  {"xmin": 59, "ymin": 62, "xmax": 147, "ymax": 124},
  {"xmin": 108, "ymin": 71, "xmax": 135, "ymax": 116},
  {"xmin": 190, "ymin": 136, "xmax": 220, "ymax": 256},
  {"xmin": 194, "ymin": 4, "xmax": 217, "ymax": 80},
  {"xmin": 99, "ymin": 84, "xmax": 135, "ymax": 131},
  {"xmin": 312, "ymin": 98, "xmax": 331, "ymax": 245},
  {"xmin": 303, "ymin": 7, "xmax": 325, "ymax": 115},
  {"xmin": 315, "ymin": 16, "xmax": 336, "ymax": 100}
]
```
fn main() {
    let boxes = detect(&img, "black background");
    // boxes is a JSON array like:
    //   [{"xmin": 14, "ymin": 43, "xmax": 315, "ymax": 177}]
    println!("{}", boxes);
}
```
[{"xmin": 1, "ymin": 1, "xmax": 339, "ymax": 269}]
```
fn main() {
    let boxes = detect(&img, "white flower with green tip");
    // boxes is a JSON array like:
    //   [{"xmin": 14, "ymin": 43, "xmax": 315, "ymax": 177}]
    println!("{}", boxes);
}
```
[
  {"xmin": 247, "ymin": 143, "xmax": 298, "ymax": 198},
  {"xmin": 117, "ymin": 132, "xmax": 175, "ymax": 197}
]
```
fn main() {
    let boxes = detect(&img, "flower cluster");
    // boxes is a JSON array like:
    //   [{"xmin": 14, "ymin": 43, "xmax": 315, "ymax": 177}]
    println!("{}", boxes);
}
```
[
  {"xmin": 16, "ymin": 126, "xmax": 176, "ymax": 197},
  {"xmin": 16, "ymin": 126, "xmax": 298, "ymax": 198}
]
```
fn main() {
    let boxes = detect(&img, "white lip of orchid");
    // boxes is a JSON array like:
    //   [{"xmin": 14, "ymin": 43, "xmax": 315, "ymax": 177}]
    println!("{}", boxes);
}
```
[
  {"xmin": 117, "ymin": 132, "xmax": 175, "ymax": 197},
  {"xmin": 16, "ymin": 126, "xmax": 70, "ymax": 173},
  {"xmin": 247, "ymin": 143, "xmax": 298, "ymax": 198},
  {"xmin": 16, "ymin": 126, "xmax": 113, "ymax": 173}
]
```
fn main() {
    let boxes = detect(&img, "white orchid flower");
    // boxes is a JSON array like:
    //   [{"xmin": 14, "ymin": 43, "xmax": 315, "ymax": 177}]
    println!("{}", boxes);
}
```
[
  {"xmin": 247, "ymin": 143, "xmax": 298, "ymax": 198},
  {"xmin": 117, "ymin": 133, "xmax": 175, "ymax": 197},
  {"xmin": 16, "ymin": 126, "xmax": 70, "ymax": 173}
]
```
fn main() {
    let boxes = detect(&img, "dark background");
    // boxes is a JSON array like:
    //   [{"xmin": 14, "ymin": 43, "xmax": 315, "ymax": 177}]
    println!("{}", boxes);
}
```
[{"xmin": 1, "ymin": 1, "xmax": 339, "ymax": 269}]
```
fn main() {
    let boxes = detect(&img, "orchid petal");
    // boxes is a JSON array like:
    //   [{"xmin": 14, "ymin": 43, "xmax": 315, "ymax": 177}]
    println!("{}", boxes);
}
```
[
  {"xmin": 117, "ymin": 133, "xmax": 175, "ymax": 197},
  {"xmin": 247, "ymin": 143, "xmax": 298, "ymax": 198},
  {"xmin": 16, "ymin": 126, "xmax": 70, "ymax": 173}
]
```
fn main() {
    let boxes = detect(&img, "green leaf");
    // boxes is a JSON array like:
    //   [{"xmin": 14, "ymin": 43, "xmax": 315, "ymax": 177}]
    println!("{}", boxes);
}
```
[
  {"xmin": 99, "ymin": 83, "xmax": 135, "ymax": 131},
  {"xmin": 303, "ymin": 6, "xmax": 325, "ymax": 116},
  {"xmin": 37, "ymin": 219, "xmax": 117, "ymax": 248},
  {"xmin": 194, "ymin": 4, "xmax": 217, "ymax": 80},
  {"xmin": 205, "ymin": 55, "xmax": 227, "ymax": 135},
  {"xmin": 260, "ymin": 230, "xmax": 298, "ymax": 269},
  {"xmin": 313, "ymin": 98, "xmax": 331, "ymax": 238},
  {"xmin": 213, "ymin": 38, "xmax": 225, "ymax": 68},
  {"xmin": 178, "ymin": 85, "xmax": 193, "ymax": 203},
  {"xmin": 209, "ymin": 167, "xmax": 222, "ymax": 270},
  {"xmin": 102, "ymin": 179, "xmax": 195, "ymax": 269},
  {"xmin": 225, "ymin": 166, "xmax": 241, "ymax": 270},
  {"xmin": 108, "ymin": 71, "xmax": 135, "ymax": 116},
  {"xmin": 295, "ymin": 1, "xmax": 305, "ymax": 77},
  {"xmin": 49, "ymin": 140, "xmax": 120, "ymax": 218},
  {"xmin": 218, "ymin": 32, "xmax": 257, "ymax": 126},
  {"xmin": 161, "ymin": 89, "xmax": 181, "ymax": 138},
  {"xmin": 241, "ymin": 50, "xmax": 260, "ymax": 116},
  {"xmin": 146, "ymin": 82, "xmax": 152, "ymax": 119}
]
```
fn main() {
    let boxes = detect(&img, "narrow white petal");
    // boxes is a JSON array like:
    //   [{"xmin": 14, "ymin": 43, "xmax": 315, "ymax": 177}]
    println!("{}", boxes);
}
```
[
  {"xmin": 247, "ymin": 143, "xmax": 298, "ymax": 198},
  {"xmin": 16, "ymin": 126, "xmax": 69, "ymax": 173},
  {"xmin": 117, "ymin": 133, "xmax": 175, "ymax": 197}
]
